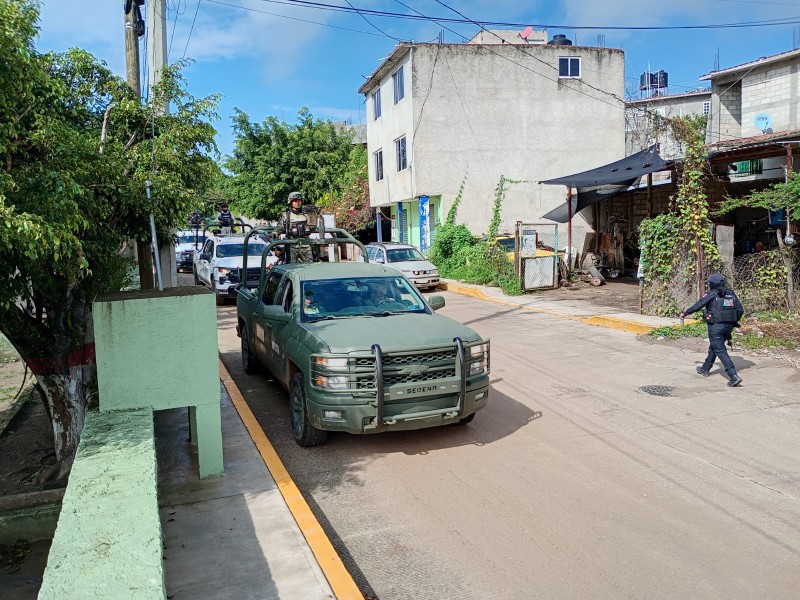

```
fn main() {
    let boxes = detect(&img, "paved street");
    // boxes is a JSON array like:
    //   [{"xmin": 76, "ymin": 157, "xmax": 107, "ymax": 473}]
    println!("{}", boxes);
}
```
[{"xmin": 204, "ymin": 275, "xmax": 800, "ymax": 599}]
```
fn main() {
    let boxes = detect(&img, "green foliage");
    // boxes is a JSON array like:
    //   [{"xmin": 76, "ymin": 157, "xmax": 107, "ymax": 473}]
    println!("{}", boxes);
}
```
[
  {"xmin": 639, "ymin": 116, "xmax": 722, "ymax": 316},
  {"xmin": 716, "ymin": 172, "xmax": 800, "ymax": 220},
  {"xmin": 316, "ymin": 144, "xmax": 373, "ymax": 232},
  {"xmin": 225, "ymin": 108, "xmax": 361, "ymax": 221},
  {"xmin": 737, "ymin": 334, "xmax": 797, "ymax": 350},
  {"xmin": 0, "ymin": 0, "xmax": 221, "ymax": 458},
  {"xmin": 649, "ymin": 321, "xmax": 707, "ymax": 339},
  {"xmin": 429, "ymin": 174, "xmax": 522, "ymax": 293}
]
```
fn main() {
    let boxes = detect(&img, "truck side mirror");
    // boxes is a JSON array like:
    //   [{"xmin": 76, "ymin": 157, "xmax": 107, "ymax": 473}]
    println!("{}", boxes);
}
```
[
  {"xmin": 428, "ymin": 295, "xmax": 445, "ymax": 311},
  {"xmin": 200, "ymin": 252, "xmax": 210, "ymax": 261}
]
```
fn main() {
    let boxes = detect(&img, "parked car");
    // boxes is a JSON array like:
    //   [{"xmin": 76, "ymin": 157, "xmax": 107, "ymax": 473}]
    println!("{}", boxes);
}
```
[
  {"xmin": 175, "ymin": 229, "xmax": 205, "ymax": 272},
  {"xmin": 237, "ymin": 258, "xmax": 490, "ymax": 446},
  {"xmin": 365, "ymin": 243, "xmax": 439, "ymax": 291},
  {"xmin": 193, "ymin": 233, "xmax": 277, "ymax": 305}
]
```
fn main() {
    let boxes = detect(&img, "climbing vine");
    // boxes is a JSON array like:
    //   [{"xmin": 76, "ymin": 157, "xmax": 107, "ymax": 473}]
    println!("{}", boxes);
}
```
[
  {"xmin": 639, "ymin": 116, "xmax": 722, "ymax": 315},
  {"xmin": 429, "ymin": 174, "xmax": 523, "ymax": 295}
]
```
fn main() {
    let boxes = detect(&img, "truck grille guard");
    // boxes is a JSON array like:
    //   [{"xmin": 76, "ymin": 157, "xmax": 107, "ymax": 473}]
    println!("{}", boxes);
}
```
[{"xmin": 311, "ymin": 337, "xmax": 489, "ymax": 428}]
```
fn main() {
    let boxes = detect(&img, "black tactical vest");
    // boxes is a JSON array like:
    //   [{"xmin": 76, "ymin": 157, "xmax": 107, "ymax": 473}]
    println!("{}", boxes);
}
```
[{"xmin": 706, "ymin": 290, "xmax": 738, "ymax": 323}]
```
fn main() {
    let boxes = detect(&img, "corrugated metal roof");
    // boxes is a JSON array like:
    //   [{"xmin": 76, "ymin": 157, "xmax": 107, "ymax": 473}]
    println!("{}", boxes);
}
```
[{"xmin": 699, "ymin": 48, "xmax": 800, "ymax": 81}]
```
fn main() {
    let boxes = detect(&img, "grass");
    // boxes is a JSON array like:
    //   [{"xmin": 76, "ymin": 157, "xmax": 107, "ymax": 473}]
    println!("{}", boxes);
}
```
[
  {"xmin": 0, "ymin": 334, "xmax": 20, "ymax": 364},
  {"xmin": 649, "ymin": 321, "xmax": 707, "ymax": 339},
  {"xmin": 737, "ymin": 334, "xmax": 797, "ymax": 350}
]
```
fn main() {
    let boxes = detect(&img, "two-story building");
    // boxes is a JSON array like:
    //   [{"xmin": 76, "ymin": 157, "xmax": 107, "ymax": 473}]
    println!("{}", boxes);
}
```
[
  {"xmin": 700, "ymin": 48, "xmax": 800, "ymax": 254},
  {"xmin": 358, "ymin": 35, "xmax": 626, "ymax": 253}
]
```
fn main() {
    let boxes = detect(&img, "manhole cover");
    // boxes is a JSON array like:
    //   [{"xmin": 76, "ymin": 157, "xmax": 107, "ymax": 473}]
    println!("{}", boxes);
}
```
[{"xmin": 638, "ymin": 385, "xmax": 676, "ymax": 397}]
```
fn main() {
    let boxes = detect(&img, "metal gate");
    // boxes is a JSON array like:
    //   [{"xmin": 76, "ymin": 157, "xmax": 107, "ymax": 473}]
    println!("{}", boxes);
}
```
[{"xmin": 516, "ymin": 223, "xmax": 559, "ymax": 290}]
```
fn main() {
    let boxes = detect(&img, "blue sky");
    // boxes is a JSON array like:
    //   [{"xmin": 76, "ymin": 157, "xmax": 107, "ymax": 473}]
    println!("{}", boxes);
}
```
[{"xmin": 35, "ymin": 0, "xmax": 800, "ymax": 158}]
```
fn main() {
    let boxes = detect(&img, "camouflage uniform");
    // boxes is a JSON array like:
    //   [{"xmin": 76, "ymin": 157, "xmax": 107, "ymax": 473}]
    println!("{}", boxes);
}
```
[{"xmin": 275, "ymin": 209, "xmax": 313, "ymax": 263}]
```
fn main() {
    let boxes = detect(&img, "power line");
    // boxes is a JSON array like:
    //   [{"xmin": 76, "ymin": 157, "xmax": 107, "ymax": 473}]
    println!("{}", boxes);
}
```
[
  {"xmin": 168, "ymin": 0, "xmax": 180, "ymax": 61},
  {"xmin": 341, "ymin": 0, "xmax": 402, "ymax": 41},
  {"xmin": 248, "ymin": 0, "xmax": 800, "ymax": 31},
  {"xmin": 202, "ymin": 0, "xmax": 387, "ymax": 39},
  {"xmin": 182, "ymin": 0, "xmax": 202, "ymax": 59}
]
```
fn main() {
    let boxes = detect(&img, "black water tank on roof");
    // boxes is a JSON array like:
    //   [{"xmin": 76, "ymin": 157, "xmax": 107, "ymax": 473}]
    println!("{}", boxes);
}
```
[
  {"xmin": 655, "ymin": 70, "xmax": 668, "ymax": 88},
  {"xmin": 548, "ymin": 34, "xmax": 573, "ymax": 46}
]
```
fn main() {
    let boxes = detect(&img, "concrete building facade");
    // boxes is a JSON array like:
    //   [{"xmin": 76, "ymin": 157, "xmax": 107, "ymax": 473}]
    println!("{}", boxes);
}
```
[
  {"xmin": 358, "ymin": 40, "xmax": 626, "ymax": 253},
  {"xmin": 702, "ymin": 48, "xmax": 800, "ymax": 184}
]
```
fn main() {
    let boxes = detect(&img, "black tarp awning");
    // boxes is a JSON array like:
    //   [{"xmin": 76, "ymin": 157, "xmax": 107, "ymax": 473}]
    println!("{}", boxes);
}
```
[{"xmin": 538, "ymin": 145, "xmax": 674, "ymax": 223}]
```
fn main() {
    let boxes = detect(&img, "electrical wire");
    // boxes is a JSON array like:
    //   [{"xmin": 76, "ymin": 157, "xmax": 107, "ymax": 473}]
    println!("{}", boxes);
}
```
[
  {"xmin": 203, "ymin": 0, "xmax": 385, "ymax": 38},
  {"xmin": 248, "ymin": 0, "xmax": 800, "ymax": 31},
  {"xmin": 182, "ymin": 0, "xmax": 202, "ymax": 59},
  {"xmin": 168, "ymin": 0, "xmax": 181, "ymax": 61},
  {"xmin": 341, "ymin": 0, "xmax": 402, "ymax": 41}
]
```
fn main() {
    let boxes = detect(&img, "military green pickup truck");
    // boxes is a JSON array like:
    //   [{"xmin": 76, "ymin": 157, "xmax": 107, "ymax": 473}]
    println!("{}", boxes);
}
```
[{"xmin": 235, "ymin": 227, "xmax": 490, "ymax": 446}]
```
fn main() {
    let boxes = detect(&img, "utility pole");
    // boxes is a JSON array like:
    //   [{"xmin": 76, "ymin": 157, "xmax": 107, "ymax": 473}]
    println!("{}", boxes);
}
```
[
  {"xmin": 146, "ymin": 0, "xmax": 178, "ymax": 287},
  {"xmin": 125, "ymin": 1, "xmax": 156, "ymax": 290}
]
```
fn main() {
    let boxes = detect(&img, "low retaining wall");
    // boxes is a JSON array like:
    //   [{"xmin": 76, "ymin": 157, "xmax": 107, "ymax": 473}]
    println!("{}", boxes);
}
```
[{"xmin": 39, "ymin": 408, "xmax": 165, "ymax": 599}]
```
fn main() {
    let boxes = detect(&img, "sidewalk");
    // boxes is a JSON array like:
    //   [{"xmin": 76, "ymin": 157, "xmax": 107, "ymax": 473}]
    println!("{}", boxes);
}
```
[
  {"xmin": 439, "ymin": 280, "xmax": 679, "ymax": 334},
  {"xmin": 154, "ymin": 376, "xmax": 355, "ymax": 599}
]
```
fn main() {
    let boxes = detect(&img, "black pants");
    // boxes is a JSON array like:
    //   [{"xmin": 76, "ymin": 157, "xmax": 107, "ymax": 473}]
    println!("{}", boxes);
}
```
[{"xmin": 701, "ymin": 323, "xmax": 737, "ymax": 378}]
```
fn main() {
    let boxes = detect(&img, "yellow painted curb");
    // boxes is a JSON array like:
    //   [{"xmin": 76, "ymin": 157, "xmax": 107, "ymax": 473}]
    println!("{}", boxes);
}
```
[
  {"xmin": 439, "ymin": 281, "xmax": 657, "ymax": 335},
  {"xmin": 219, "ymin": 360, "xmax": 362, "ymax": 600}
]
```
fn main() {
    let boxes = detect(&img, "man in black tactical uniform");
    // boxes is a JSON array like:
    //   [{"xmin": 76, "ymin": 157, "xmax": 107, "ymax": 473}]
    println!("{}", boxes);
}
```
[
  {"xmin": 680, "ymin": 273, "xmax": 744, "ymax": 387},
  {"xmin": 217, "ymin": 203, "xmax": 235, "ymax": 233}
]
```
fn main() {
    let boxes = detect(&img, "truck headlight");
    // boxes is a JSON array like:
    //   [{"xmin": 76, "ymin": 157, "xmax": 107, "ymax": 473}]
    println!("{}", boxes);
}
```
[
  {"xmin": 314, "ymin": 375, "xmax": 349, "ymax": 390},
  {"xmin": 314, "ymin": 357, "xmax": 348, "ymax": 369},
  {"xmin": 468, "ymin": 342, "xmax": 489, "ymax": 375},
  {"xmin": 216, "ymin": 267, "xmax": 231, "ymax": 275}
]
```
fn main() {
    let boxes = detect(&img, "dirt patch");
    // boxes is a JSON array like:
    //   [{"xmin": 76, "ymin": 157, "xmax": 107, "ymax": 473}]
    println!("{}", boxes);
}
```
[
  {"xmin": 0, "ymin": 339, "xmax": 56, "ymax": 498},
  {"xmin": 537, "ymin": 278, "xmax": 641, "ymax": 312}
]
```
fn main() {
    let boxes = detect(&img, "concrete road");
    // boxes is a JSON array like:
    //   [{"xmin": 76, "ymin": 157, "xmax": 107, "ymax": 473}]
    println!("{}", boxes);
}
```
[{"xmin": 209, "ymin": 280, "xmax": 800, "ymax": 600}]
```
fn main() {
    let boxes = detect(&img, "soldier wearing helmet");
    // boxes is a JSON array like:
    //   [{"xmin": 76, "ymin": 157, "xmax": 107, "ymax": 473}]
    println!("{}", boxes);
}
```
[{"xmin": 274, "ymin": 191, "xmax": 317, "ymax": 263}]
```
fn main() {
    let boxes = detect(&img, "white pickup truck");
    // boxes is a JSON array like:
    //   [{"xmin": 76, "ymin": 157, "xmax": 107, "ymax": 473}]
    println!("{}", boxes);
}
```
[{"xmin": 193, "ymin": 233, "xmax": 276, "ymax": 305}]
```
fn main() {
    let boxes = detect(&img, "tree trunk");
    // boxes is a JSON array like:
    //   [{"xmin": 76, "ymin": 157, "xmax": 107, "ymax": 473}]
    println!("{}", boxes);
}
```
[
  {"xmin": 138, "ymin": 240, "xmax": 155, "ymax": 290},
  {"xmin": 2, "ymin": 301, "xmax": 97, "ymax": 465},
  {"xmin": 776, "ymin": 229, "xmax": 796, "ymax": 311}
]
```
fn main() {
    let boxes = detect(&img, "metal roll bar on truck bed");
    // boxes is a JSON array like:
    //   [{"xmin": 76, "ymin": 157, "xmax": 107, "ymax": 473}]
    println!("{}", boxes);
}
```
[{"xmin": 238, "ymin": 224, "xmax": 372, "ymax": 286}]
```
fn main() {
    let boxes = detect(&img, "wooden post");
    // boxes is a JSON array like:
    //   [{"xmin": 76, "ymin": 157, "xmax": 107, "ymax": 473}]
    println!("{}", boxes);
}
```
[
  {"xmin": 646, "ymin": 173, "xmax": 653, "ymax": 218},
  {"xmin": 567, "ymin": 188, "xmax": 573, "ymax": 272}
]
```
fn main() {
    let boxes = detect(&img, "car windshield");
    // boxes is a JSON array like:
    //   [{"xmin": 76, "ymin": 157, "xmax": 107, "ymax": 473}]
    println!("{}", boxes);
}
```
[
  {"xmin": 301, "ymin": 276, "xmax": 427, "ymax": 321},
  {"xmin": 177, "ymin": 233, "xmax": 203, "ymax": 244},
  {"xmin": 496, "ymin": 238, "xmax": 515, "ymax": 251},
  {"xmin": 386, "ymin": 248, "xmax": 425, "ymax": 262},
  {"xmin": 216, "ymin": 243, "xmax": 266, "ymax": 258}
]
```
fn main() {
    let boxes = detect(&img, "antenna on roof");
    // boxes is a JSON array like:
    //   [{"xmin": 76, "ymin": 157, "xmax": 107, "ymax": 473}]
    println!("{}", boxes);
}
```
[
  {"xmin": 714, "ymin": 47, "xmax": 720, "ymax": 71},
  {"xmin": 794, "ymin": 25, "xmax": 800, "ymax": 49},
  {"xmin": 597, "ymin": 33, "xmax": 605, "ymax": 48}
]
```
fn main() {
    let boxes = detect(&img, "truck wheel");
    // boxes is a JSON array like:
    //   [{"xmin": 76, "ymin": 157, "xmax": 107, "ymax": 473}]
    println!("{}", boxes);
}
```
[
  {"xmin": 457, "ymin": 412, "xmax": 476, "ymax": 425},
  {"xmin": 290, "ymin": 373, "xmax": 327, "ymax": 447},
  {"xmin": 213, "ymin": 283, "xmax": 225, "ymax": 306},
  {"xmin": 240, "ymin": 325, "xmax": 261, "ymax": 375}
]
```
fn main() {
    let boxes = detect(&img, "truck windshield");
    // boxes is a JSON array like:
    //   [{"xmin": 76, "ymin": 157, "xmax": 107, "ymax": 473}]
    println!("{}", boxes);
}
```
[
  {"xmin": 216, "ymin": 243, "xmax": 266, "ymax": 259},
  {"xmin": 178, "ymin": 233, "xmax": 203, "ymax": 244},
  {"xmin": 301, "ymin": 276, "xmax": 427, "ymax": 320}
]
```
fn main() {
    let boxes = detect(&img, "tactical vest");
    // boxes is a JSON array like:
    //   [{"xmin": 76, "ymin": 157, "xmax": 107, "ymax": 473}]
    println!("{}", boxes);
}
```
[
  {"xmin": 705, "ymin": 290, "xmax": 738, "ymax": 323},
  {"xmin": 218, "ymin": 211, "xmax": 234, "ymax": 226},
  {"xmin": 285, "ymin": 210, "xmax": 309, "ymax": 237}
]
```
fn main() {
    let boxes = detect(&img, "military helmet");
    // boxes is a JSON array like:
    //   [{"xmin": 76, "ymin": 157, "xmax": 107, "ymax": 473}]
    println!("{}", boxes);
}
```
[{"xmin": 288, "ymin": 191, "xmax": 304, "ymax": 204}]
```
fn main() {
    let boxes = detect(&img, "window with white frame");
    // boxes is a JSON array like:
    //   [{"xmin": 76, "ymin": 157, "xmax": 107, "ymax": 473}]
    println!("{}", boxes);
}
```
[
  {"xmin": 392, "ymin": 66, "xmax": 405, "ymax": 104},
  {"xmin": 703, "ymin": 101, "xmax": 711, "ymax": 115},
  {"xmin": 372, "ymin": 88, "xmax": 381, "ymax": 120},
  {"xmin": 395, "ymin": 135, "xmax": 407, "ymax": 172},
  {"xmin": 373, "ymin": 149, "xmax": 384, "ymax": 181},
  {"xmin": 558, "ymin": 57, "xmax": 581, "ymax": 78}
]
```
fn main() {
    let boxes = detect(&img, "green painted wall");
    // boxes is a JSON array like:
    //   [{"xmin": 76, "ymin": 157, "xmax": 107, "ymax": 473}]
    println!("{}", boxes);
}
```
[
  {"xmin": 389, "ymin": 197, "xmax": 441, "ymax": 250},
  {"xmin": 93, "ymin": 287, "xmax": 223, "ymax": 478},
  {"xmin": 39, "ymin": 408, "xmax": 165, "ymax": 599}
]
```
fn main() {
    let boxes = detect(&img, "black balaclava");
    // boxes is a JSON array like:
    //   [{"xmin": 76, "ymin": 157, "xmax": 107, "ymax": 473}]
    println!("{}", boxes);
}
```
[{"xmin": 708, "ymin": 273, "xmax": 725, "ymax": 291}]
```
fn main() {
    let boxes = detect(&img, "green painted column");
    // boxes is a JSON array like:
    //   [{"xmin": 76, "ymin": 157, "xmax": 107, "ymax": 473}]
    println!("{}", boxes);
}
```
[{"xmin": 93, "ymin": 287, "xmax": 223, "ymax": 478}]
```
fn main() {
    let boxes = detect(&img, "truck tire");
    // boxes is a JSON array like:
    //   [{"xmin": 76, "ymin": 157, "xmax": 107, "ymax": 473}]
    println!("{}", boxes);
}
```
[
  {"xmin": 240, "ymin": 325, "xmax": 261, "ymax": 375},
  {"xmin": 213, "ymin": 282, "xmax": 225, "ymax": 306},
  {"xmin": 290, "ymin": 373, "xmax": 327, "ymax": 447},
  {"xmin": 457, "ymin": 412, "xmax": 476, "ymax": 425}
]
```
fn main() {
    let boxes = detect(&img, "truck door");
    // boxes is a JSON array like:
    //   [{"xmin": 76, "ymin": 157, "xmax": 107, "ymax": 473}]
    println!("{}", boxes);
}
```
[
  {"xmin": 265, "ymin": 277, "xmax": 295, "ymax": 386},
  {"xmin": 254, "ymin": 270, "xmax": 284, "ymax": 365},
  {"xmin": 199, "ymin": 239, "xmax": 214, "ymax": 284}
]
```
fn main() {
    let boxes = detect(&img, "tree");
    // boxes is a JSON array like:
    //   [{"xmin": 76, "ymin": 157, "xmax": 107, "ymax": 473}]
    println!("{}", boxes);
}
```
[
  {"xmin": 0, "ymin": 0, "xmax": 220, "ymax": 469},
  {"xmin": 224, "ymin": 108, "xmax": 362, "ymax": 220},
  {"xmin": 317, "ymin": 145, "xmax": 374, "ymax": 232}
]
